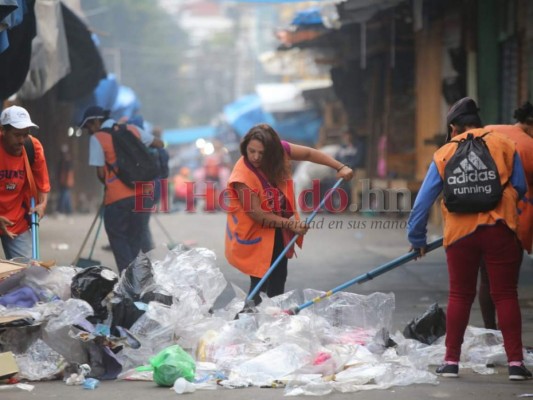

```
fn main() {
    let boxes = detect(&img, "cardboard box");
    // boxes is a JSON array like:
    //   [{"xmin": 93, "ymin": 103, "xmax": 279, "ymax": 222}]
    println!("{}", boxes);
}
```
[
  {"xmin": 0, "ymin": 260, "xmax": 25, "ymax": 281},
  {"xmin": 0, "ymin": 352, "xmax": 18, "ymax": 380}
]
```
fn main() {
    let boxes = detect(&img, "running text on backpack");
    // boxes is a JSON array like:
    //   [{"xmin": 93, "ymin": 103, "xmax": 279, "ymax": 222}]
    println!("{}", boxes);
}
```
[
  {"xmin": 104, "ymin": 124, "xmax": 159, "ymax": 188},
  {"xmin": 443, "ymin": 132, "xmax": 503, "ymax": 213}
]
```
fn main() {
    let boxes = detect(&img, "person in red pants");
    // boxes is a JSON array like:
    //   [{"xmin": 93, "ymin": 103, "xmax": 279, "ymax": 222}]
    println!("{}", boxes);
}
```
[
  {"xmin": 477, "ymin": 101, "xmax": 533, "ymax": 329},
  {"xmin": 407, "ymin": 97, "xmax": 531, "ymax": 380}
]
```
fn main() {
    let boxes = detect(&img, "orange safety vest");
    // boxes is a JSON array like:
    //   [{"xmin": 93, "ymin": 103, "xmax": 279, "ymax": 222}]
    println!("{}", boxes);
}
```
[
  {"xmin": 434, "ymin": 128, "xmax": 519, "ymax": 247},
  {"xmin": 486, "ymin": 125, "xmax": 533, "ymax": 253},
  {"xmin": 225, "ymin": 157, "xmax": 303, "ymax": 278}
]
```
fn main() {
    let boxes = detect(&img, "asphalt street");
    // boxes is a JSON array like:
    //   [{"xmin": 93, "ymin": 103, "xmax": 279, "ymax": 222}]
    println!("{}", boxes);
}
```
[{"xmin": 4, "ymin": 210, "xmax": 533, "ymax": 399}]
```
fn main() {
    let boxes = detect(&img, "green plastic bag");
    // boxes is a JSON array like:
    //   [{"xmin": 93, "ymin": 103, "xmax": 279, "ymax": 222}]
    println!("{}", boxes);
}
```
[{"xmin": 137, "ymin": 344, "xmax": 196, "ymax": 387}]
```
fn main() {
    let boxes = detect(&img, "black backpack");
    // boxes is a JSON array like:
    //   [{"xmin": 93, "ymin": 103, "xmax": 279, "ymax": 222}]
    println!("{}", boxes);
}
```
[
  {"xmin": 443, "ymin": 132, "xmax": 503, "ymax": 213},
  {"xmin": 103, "ymin": 124, "xmax": 159, "ymax": 188}
]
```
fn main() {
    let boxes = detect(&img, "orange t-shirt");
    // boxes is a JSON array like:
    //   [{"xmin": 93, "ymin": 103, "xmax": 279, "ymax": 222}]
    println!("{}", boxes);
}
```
[
  {"xmin": 0, "ymin": 135, "xmax": 51, "ymax": 235},
  {"xmin": 486, "ymin": 124, "xmax": 533, "ymax": 252}
]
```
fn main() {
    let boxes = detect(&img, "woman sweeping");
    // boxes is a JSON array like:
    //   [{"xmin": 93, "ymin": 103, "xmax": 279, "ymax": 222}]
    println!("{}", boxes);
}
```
[{"xmin": 225, "ymin": 124, "xmax": 353, "ymax": 304}]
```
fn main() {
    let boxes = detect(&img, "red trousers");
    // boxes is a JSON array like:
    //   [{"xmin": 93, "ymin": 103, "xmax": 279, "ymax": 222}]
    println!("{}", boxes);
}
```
[{"xmin": 445, "ymin": 222, "xmax": 523, "ymax": 362}]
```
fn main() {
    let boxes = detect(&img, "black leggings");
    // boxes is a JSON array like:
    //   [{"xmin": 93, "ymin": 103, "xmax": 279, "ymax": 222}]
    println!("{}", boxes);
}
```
[{"xmin": 249, "ymin": 228, "xmax": 288, "ymax": 305}]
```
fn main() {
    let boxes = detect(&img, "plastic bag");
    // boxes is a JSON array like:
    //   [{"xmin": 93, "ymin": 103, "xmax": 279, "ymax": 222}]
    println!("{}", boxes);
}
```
[
  {"xmin": 22, "ymin": 266, "xmax": 77, "ymax": 300},
  {"xmin": 0, "ymin": 286, "xmax": 39, "ymax": 308},
  {"xmin": 71, "ymin": 267, "xmax": 118, "ymax": 323},
  {"xmin": 140, "ymin": 344, "xmax": 196, "ymax": 387},
  {"xmin": 115, "ymin": 254, "xmax": 154, "ymax": 301},
  {"xmin": 403, "ymin": 303, "xmax": 446, "ymax": 345},
  {"xmin": 152, "ymin": 247, "xmax": 226, "ymax": 309},
  {"xmin": 15, "ymin": 339, "xmax": 65, "ymax": 381},
  {"xmin": 110, "ymin": 298, "xmax": 145, "ymax": 336}
]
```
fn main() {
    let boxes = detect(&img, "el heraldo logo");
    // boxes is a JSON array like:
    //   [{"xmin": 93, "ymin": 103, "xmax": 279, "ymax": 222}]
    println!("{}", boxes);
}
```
[{"xmin": 447, "ymin": 151, "xmax": 497, "ymax": 195}]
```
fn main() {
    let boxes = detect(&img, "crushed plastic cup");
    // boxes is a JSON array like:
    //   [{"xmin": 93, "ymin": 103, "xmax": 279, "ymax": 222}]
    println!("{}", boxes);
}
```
[
  {"xmin": 173, "ymin": 377, "xmax": 196, "ymax": 394},
  {"xmin": 82, "ymin": 378, "xmax": 100, "ymax": 390}
]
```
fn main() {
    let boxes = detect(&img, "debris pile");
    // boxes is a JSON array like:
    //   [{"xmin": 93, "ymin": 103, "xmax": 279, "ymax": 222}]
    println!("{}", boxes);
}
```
[{"xmin": 0, "ymin": 248, "xmax": 531, "ymax": 395}]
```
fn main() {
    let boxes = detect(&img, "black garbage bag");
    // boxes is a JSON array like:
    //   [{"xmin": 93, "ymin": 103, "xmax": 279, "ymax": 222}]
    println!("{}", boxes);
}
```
[
  {"xmin": 83, "ymin": 341, "xmax": 122, "ymax": 380},
  {"xmin": 110, "ymin": 298, "xmax": 146, "ymax": 336},
  {"xmin": 403, "ymin": 302, "xmax": 446, "ymax": 345},
  {"xmin": 140, "ymin": 290, "xmax": 173, "ymax": 305},
  {"xmin": 71, "ymin": 266, "xmax": 118, "ymax": 323},
  {"xmin": 115, "ymin": 253, "xmax": 154, "ymax": 301}
]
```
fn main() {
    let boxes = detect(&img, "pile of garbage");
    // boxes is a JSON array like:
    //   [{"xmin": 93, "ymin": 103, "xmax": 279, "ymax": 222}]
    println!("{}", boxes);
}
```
[{"xmin": 0, "ymin": 246, "xmax": 531, "ymax": 395}]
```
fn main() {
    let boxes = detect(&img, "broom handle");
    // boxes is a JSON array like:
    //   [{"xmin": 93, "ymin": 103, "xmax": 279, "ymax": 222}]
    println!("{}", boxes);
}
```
[
  {"xmin": 71, "ymin": 203, "xmax": 102, "ymax": 266},
  {"xmin": 30, "ymin": 197, "xmax": 39, "ymax": 260},
  {"xmin": 246, "ymin": 178, "xmax": 345, "ymax": 303},
  {"xmin": 87, "ymin": 208, "xmax": 104, "ymax": 259},
  {"xmin": 287, "ymin": 237, "xmax": 444, "ymax": 315}
]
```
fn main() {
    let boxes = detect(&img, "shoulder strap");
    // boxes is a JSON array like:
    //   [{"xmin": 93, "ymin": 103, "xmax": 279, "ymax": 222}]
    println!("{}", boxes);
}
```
[
  {"xmin": 24, "ymin": 137, "xmax": 35, "ymax": 166},
  {"xmin": 23, "ymin": 144, "xmax": 38, "ymax": 199}
]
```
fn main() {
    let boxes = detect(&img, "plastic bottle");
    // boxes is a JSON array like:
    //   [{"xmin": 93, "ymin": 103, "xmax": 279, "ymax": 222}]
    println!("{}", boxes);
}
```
[{"xmin": 173, "ymin": 378, "xmax": 196, "ymax": 394}]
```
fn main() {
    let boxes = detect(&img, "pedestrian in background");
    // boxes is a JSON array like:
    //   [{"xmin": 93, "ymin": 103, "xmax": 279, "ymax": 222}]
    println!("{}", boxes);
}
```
[
  {"xmin": 225, "ymin": 123, "xmax": 353, "ymax": 305},
  {"xmin": 0, "ymin": 105, "xmax": 50, "ymax": 260},
  {"xmin": 56, "ymin": 143, "xmax": 74, "ymax": 216},
  {"xmin": 407, "ymin": 97, "xmax": 531, "ymax": 380},
  {"xmin": 477, "ymin": 101, "xmax": 533, "ymax": 329},
  {"xmin": 80, "ymin": 106, "xmax": 163, "ymax": 273}
]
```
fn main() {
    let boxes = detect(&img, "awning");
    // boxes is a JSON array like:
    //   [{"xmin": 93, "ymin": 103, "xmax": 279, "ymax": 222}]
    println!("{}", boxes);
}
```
[
  {"xmin": 163, "ymin": 125, "xmax": 216, "ymax": 145},
  {"xmin": 111, "ymin": 85, "xmax": 141, "ymax": 120},
  {"xmin": 291, "ymin": 8, "xmax": 323, "ymax": 26},
  {"xmin": 223, "ymin": 94, "xmax": 322, "ymax": 144},
  {"xmin": 223, "ymin": 94, "xmax": 270, "ymax": 137},
  {"xmin": 0, "ymin": 0, "xmax": 18, "ymax": 22},
  {"xmin": 255, "ymin": 80, "xmax": 332, "ymax": 113},
  {"xmin": 220, "ymin": 0, "xmax": 322, "ymax": 3}
]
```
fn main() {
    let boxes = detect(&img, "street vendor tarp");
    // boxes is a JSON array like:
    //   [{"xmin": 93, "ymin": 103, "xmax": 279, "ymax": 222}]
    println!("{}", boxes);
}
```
[
  {"xmin": 163, "ymin": 125, "xmax": 216, "ymax": 145},
  {"xmin": 0, "ymin": 0, "xmax": 18, "ymax": 22},
  {"xmin": 223, "ymin": 94, "xmax": 322, "ymax": 144},
  {"xmin": 72, "ymin": 73, "xmax": 120, "ymax": 126},
  {"xmin": 57, "ymin": 3, "xmax": 106, "ymax": 101},
  {"xmin": 0, "ymin": 0, "xmax": 36, "ymax": 99},
  {"xmin": 18, "ymin": 0, "xmax": 71, "ymax": 99}
]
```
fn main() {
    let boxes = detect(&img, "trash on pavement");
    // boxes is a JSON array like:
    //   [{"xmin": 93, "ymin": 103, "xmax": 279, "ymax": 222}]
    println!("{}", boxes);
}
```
[
  {"xmin": 173, "ymin": 377, "xmax": 196, "ymax": 394},
  {"xmin": 1, "ymin": 245, "xmax": 530, "ymax": 394},
  {"xmin": 138, "ymin": 344, "xmax": 196, "ymax": 387},
  {"xmin": 403, "ymin": 303, "xmax": 446, "ymax": 345},
  {"xmin": 0, "ymin": 351, "xmax": 18, "ymax": 379}
]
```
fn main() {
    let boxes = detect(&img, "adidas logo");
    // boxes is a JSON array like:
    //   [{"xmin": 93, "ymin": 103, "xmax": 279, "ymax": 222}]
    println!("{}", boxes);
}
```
[{"xmin": 447, "ymin": 151, "xmax": 497, "ymax": 185}]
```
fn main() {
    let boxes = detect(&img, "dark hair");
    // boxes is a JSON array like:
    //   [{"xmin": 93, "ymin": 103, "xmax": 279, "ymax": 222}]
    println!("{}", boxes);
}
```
[
  {"xmin": 513, "ymin": 101, "xmax": 533, "ymax": 123},
  {"xmin": 451, "ymin": 114, "xmax": 483, "ymax": 135},
  {"xmin": 240, "ymin": 124, "xmax": 288, "ymax": 185}
]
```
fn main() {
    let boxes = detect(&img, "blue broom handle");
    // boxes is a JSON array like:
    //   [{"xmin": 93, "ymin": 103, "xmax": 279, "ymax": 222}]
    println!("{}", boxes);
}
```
[
  {"xmin": 290, "ymin": 237, "xmax": 444, "ymax": 314},
  {"xmin": 247, "ymin": 178, "xmax": 345, "ymax": 302},
  {"xmin": 30, "ymin": 197, "xmax": 39, "ymax": 260}
]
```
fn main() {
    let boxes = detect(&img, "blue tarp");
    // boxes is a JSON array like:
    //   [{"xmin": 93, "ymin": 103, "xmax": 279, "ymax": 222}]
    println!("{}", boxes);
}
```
[
  {"xmin": 163, "ymin": 125, "xmax": 216, "ymax": 145},
  {"xmin": 110, "ymin": 85, "xmax": 141, "ymax": 121},
  {"xmin": 223, "ymin": 94, "xmax": 322, "ymax": 144},
  {"xmin": 291, "ymin": 8, "xmax": 323, "ymax": 26},
  {"xmin": 73, "ymin": 74, "xmax": 142, "ymax": 125},
  {"xmin": 221, "ymin": 0, "xmax": 320, "ymax": 3}
]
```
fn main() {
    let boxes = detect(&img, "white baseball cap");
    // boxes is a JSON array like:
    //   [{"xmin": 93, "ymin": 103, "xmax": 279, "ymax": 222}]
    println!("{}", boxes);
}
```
[{"xmin": 0, "ymin": 105, "xmax": 39, "ymax": 129}]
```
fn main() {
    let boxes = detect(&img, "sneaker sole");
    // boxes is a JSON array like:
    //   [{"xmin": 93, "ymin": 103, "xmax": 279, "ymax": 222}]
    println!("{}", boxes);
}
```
[
  {"xmin": 439, "ymin": 373, "xmax": 458, "ymax": 378},
  {"xmin": 509, "ymin": 375, "xmax": 531, "ymax": 381}
]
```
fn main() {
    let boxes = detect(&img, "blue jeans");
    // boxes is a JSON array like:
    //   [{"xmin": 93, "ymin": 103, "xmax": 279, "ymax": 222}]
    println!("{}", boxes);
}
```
[
  {"xmin": 104, "ymin": 197, "xmax": 144, "ymax": 274},
  {"xmin": 57, "ymin": 187, "xmax": 73, "ymax": 215},
  {"xmin": 1, "ymin": 230, "xmax": 32, "ymax": 260}
]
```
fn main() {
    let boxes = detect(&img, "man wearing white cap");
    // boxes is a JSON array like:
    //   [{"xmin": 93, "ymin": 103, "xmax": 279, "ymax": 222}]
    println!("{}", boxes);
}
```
[{"xmin": 0, "ymin": 105, "xmax": 50, "ymax": 259}]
